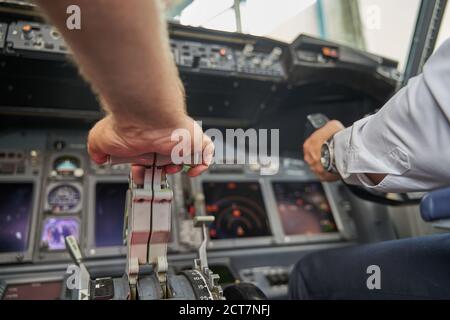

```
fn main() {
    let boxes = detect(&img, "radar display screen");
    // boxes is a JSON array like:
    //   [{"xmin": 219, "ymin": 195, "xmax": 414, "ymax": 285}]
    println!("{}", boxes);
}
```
[
  {"xmin": 2, "ymin": 281, "xmax": 62, "ymax": 300},
  {"xmin": 0, "ymin": 183, "xmax": 33, "ymax": 253},
  {"xmin": 203, "ymin": 181, "xmax": 271, "ymax": 240},
  {"xmin": 272, "ymin": 181, "xmax": 337, "ymax": 236},
  {"xmin": 40, "ymin": 217, "xmax": 80, "ymax": 251},
  {"xmin": 95, "ymin": 182, "xmax": 128, "ymax": 247}
]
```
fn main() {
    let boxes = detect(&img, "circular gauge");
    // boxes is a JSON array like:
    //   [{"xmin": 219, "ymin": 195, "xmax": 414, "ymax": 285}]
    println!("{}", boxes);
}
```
[
  {"xmin": 53, "ymin": 156, "xmax": 82, "ymax": 176},
  {"xmin": 47, "ymin": 184, "xmax": 81, "ymax": 213}
]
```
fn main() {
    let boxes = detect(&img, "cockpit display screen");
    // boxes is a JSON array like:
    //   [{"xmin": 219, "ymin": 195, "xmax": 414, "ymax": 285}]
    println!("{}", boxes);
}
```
[
  {"xmin": 94, "ymin": 182, "xmax": 128, "ymax": 247},
  {"xmin": 203, "ymin": 181, "xmax": 271, "ymax": 239},
  {"xmin": 2, "ymin": 281, "xmax": 62, "ymax": 300},
  {"xmin": 272, "ymin": 181, "xmax": 337, "ymax": 236},
  {"xmin": 0, "ymin": 183, "xmax": 33, "ymax": 253},
  {"xmin": 40, "ymin": 217, "xmax": 80, "ymax": 251}
]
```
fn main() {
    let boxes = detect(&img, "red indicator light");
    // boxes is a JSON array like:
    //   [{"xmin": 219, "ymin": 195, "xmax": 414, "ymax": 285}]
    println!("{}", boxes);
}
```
[
  {"xmin": 206, "ymin": 204, "xmax": 219, "ymax": 212},
  {"xmin": 322, "ymin": 47, "xmax": 339, "ymax": 58},
  {"xmin": 227, "ymin": 182, "xmax": 237, "ymax": 190},
  {"xmin": 22, "ymin": 25, "xmax": 32, "ymax": 33}
]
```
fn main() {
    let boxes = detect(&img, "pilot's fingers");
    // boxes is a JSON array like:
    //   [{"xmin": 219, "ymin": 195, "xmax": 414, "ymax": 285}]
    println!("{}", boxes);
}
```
[
  {"xmin": 203, "ymin": 136, "xmax": 215, "ymax": 166},
  {"xmin": 131, "ymin": 165, "xmax": 145, "ymax": 185},
  {"xmin": 88, "ymin": 141, "xmax": 108, "ymax": 164},
  {"xmin": 312, "ymin": 162, "xmax": 325, "ymax": 175},
  {"xmin": 303, "ymin": 143, "xmax": 313, "ymax": 164},
  {"xmin": 305, "ymin": 149, "xmax": 320, "ymax": 165},
  {"xmin": 165, "ymin": 164, "xmax": 183, "ymax": 174},
  {"xmin": 303, "ymin": 139, "xmax": 320, "ymax": 163},
  {"xmin": 87, "ymin": 123, "xmax": 109, "ymax": 164},
  {"xmin": 304, "ymin": 149, "xmax": 321, "ymax": 168},
  {"xmin": 187, "ymin": 164, "xmax": 209, "ymax": 177},
  {"xmin": 312, "ymin": 161, "xmax": 340, "ymax": 182},
  {"xmin": 132, "ymin": 165, "xmax": 184, "ymax": 182},
  {"xmin": 314, "ymin": 120, "xmax": 345, "ymax": 141},
  {"xmin": 318, "ymin": 171, "xmax": 341, "ymax": 182},
  {"xmin": 184, "ymin": 135, "xmax": 214, "ymax": 177}
]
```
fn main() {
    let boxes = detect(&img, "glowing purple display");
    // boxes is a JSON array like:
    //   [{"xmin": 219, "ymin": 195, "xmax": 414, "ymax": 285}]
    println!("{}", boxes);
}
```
[
  {"xmin": 0, "ymin": 183, "xmax": 33, "ymax": 253},
  {"xmin": 40, "ymin": 218, "xmax": 80, "ymax": 250}
]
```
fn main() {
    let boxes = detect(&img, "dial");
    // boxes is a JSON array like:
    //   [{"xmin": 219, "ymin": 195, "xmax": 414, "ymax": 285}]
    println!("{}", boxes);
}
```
[
  {"xmin": 320, "ymin": 143, "xmax": 331, "ymax": 171},
  {"xmin": 181, "ymin": 270, "xmax": 213, "ymax": 300},
  {"xmin": 47, "ymin": 184, "xmax": 81, "ymax": 213}
]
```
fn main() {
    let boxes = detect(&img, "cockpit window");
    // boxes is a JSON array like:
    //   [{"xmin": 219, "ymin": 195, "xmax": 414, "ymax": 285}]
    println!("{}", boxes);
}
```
[{"xmin": 164, "ymin": 0, "xmax": 421, "ymax": 71}]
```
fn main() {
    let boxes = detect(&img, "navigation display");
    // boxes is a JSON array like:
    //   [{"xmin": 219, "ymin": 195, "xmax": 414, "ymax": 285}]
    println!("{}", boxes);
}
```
[
  {"xmin": 203, "ymin": 181, "xmax": 271, "ymax": 240},
  {"xmin": 0, "ymin": 183, "xmax": 34, "ymax": 253},
  {"xmin": 272, "ymin": 181, "xmax": 337, "ymax": 236},
  {"xmin": 40, "ymin": 217, "xmax": 80, "ymax": 251},
  {"xmin": 95, "ymin": 182, "xmax": 128, "ymax": 247}
]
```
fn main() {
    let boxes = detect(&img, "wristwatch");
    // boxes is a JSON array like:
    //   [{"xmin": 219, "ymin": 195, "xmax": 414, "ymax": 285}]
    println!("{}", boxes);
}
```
[{"xmin": 320, "ymin": 138, "xmax": 338, "ymax": 174}]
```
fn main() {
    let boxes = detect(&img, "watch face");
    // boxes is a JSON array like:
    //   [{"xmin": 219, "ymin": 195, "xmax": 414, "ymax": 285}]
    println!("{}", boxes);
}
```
[{"xmin": 321, "ymin": 144, "xmax": 331, "ymax": 170}]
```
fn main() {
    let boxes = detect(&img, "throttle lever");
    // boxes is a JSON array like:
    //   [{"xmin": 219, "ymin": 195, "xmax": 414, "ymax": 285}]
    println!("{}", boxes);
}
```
[
  {"xmin": 304, "ymin": 113, "xmax": 330, "ymax": 142},
  {"xmin": 107, "ymin": 152, "xmax": 204, "ymax": 168},
  {"xmin": 193, "ymin": 215, "xmax": 215, "ymax": 271},
  {"xmin": 107, "ymin": 153, "xmax": 172, "ymax": 166},
  {"xmin": 65, "ymin": 235, "xmax": 91, "ymax": 300}
]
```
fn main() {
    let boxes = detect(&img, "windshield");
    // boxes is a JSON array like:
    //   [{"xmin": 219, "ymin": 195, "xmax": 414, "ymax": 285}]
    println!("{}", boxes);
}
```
[
  {"xmin": 436, "ymin": 3, "xmax": 450, "ymax": 50},
  {"xmin": 165, "ymin": 0, "xmax": 421, "ymax": 71}
]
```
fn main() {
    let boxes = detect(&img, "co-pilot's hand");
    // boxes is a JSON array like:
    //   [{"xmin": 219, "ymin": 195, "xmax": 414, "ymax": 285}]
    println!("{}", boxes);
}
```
[{"xmin": 303, "ymin": 120, "xmax": 344, "ymax": 182}]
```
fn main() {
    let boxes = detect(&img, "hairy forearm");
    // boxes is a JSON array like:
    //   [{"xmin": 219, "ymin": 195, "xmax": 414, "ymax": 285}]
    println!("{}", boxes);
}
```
[{"xmin": 36, "ymin": 0, "xmax": 186, "ymax": 127}]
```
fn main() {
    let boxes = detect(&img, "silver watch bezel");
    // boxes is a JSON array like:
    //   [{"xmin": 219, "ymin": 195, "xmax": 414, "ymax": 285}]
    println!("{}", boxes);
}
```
[{"xmin": 321, "ymin": 138, "xmax": 337, "ymax": 173}]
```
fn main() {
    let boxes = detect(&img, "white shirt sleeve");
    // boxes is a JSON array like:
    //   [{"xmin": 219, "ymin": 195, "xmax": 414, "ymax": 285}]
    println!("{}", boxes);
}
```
[{"xmin": 333, "ymin": 38, "xmax": 450, "ymax": 193}]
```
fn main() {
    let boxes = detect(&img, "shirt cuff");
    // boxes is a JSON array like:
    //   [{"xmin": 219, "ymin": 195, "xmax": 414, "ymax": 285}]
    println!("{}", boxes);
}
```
[
  {"xmin": 333, "ymin": 116, "xmax": 411, "ymax": 190},
  {"xmin": 333, "ymin": 126, "xmax": 360, "ymax": 186},
  {"xmin": 333, "ymin": 115, "xmax": 381, "ymax": 187}
]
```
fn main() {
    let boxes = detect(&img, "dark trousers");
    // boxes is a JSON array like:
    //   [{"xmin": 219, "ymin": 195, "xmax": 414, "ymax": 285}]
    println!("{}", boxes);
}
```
[{"xmin": 288, "ymin": 233, "xmax": 450, "ymax": 299}]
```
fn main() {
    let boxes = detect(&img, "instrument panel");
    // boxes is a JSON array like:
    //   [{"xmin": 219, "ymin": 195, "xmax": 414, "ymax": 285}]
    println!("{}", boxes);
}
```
[
  {"xmin": 2, "ymin": 20, "xmax": 287, "ymax": 80},
  {"xmin": 6, "ymin": 21, "xmax": 68, "ymax": 58},
  {"xmin": 0, "ymin": 135, "xmax": 356, "ymax": 263},
  {"xmin": 0, "ymin": 10, "xmax": 400, "ymax": 299},
  {"xmin": 0, "ymin": 119, "xmax": 361, "ymax": 301},
  {"xmin": 171, "ymin": 39, "xmax": 286, "ymax": 79}
]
